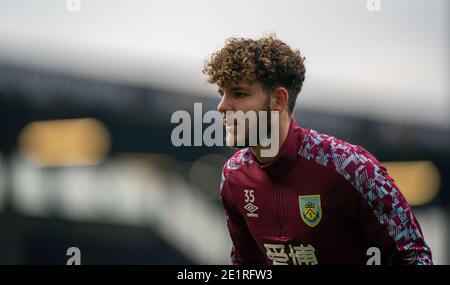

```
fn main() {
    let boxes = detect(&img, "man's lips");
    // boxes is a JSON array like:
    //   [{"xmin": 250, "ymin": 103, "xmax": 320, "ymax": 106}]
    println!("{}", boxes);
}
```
[
  {"xmin": 224, "ymin": 121, "xmax": 237, "ymax": 133},
  {"xmin": 223, "ymin": 118, "xmax": 235, "ymax": 128}
]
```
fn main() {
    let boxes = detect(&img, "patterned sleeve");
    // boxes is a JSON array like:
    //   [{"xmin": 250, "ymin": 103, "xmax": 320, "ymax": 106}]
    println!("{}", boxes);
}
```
[{"xmin": 333, "ymin": 147, "xmax": 433, "ymax": 264}]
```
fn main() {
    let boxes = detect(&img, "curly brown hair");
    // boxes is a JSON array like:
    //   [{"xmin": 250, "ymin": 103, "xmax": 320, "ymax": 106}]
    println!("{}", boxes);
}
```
[{"xmin": 203, "ymin": 34, "xmax": 306, "ymax": 115}]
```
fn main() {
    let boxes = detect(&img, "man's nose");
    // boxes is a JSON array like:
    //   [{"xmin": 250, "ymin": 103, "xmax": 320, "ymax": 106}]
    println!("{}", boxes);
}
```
[{"xmin": 217, "ymin": 95, "xmax": 233, "ymax": 113}]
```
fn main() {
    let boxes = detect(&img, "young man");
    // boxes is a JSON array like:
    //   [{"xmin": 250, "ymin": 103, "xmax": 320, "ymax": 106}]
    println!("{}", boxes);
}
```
[{"xmin": 203, "ymin": 35, "xmax": 432, "ymax": 265}]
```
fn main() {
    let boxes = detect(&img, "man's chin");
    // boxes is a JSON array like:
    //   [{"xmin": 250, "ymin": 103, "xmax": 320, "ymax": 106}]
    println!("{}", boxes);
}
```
[{"xmin": 225, "ymin": 134, "xmax": 238, "ymax": 148}]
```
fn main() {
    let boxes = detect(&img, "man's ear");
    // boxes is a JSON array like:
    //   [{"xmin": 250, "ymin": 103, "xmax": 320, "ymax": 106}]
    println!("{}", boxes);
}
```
[{"xmin": 271, "ymin": 87, "xmax": 289, "ymax": 112}]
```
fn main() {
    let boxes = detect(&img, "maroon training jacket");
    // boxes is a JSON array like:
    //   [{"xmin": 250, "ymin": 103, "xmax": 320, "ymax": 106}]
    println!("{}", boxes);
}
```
[{"xmin": 220, "ymin": 119, "xmax": 432, "ymax": 265}]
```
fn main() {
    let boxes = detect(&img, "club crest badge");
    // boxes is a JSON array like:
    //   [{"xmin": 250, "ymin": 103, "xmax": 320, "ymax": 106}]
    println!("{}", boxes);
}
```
[{"xmin": 299, "ymin": 195, "xmax": 322, "ymax": 227}]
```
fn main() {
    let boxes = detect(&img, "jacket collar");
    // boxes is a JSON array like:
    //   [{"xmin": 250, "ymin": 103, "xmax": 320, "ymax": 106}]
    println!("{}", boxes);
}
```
[{"xmin": 251, "ymin": 119, "xmax": 304, "ymax": 181}]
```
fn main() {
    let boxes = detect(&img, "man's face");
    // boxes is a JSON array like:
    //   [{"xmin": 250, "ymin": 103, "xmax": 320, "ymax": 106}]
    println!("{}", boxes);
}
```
[{"xmin": 217, "ymin": 81, "xmax": 271, "ymax": 147}]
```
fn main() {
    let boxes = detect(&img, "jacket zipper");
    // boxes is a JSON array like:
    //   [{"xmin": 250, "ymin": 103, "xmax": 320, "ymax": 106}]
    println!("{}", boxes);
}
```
[{"xmin": 275, "ymin": 183, "xmax": 287, "ymax": 239}]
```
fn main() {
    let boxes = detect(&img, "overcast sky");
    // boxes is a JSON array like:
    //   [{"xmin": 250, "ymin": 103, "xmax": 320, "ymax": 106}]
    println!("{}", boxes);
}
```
[{"xmin": 0, "ymin": 0, "xmax": 448, "ymax": 127}]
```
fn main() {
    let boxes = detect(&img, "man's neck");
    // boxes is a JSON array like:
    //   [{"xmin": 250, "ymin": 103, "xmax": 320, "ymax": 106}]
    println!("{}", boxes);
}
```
[{"xmin": 251, "ymin": 117, "xmax": 292, "ymax": 165}]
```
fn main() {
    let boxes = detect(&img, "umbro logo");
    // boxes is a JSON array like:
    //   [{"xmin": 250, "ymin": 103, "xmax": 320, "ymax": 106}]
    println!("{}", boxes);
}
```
[
  {"xmin": 244, "ymin": 203, "xmax": 258, "ymax": 213},
  {"xmin": 245, "ymin": 203, "xmax": 259, "ymax": 218}
]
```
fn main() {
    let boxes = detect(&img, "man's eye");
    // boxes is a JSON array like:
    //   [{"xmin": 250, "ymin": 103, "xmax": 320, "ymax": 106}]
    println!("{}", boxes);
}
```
[{"xmin": 235, "ymin": 92, "xmax": 247, "ymax": 98}]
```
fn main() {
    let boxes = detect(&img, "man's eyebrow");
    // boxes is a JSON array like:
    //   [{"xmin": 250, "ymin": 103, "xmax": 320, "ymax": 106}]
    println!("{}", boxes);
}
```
[
  {"xmin": 228, "ymin": 86, "xmax": 250, "ymax": 92},
  {"xmin": 218, "ymin": 86, "xmax": 250, "ymax": 94}
]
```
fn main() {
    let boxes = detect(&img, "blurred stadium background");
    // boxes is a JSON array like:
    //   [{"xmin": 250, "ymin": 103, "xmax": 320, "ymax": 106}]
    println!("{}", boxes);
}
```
[{"xmin": 0, "ymin": 0, "xmax": 449, "ymax": 264}]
